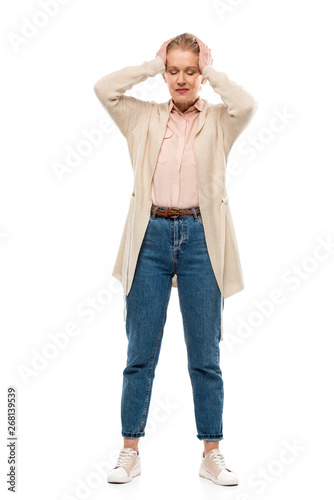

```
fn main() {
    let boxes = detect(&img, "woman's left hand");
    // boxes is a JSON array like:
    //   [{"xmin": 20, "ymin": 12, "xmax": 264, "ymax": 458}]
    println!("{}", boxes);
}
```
[{"xmin": 195, "ymin": 37, "xmax": 213, "ymax": 73}]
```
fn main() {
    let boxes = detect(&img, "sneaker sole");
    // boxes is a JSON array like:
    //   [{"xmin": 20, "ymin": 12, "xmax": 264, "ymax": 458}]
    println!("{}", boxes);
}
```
[
  {"xmin": 199, "ymin": 466, "xmax": 238, "ymax": 486},
  {"xmin": 107, "ymin": 465, "xmax": 141, "ymax": 483}
]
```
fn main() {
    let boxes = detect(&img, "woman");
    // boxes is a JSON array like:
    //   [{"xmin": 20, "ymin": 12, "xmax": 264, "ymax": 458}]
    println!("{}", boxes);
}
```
[{"xmin": 94, "ymin": 33, "xmax": 257, "ymax": 486}]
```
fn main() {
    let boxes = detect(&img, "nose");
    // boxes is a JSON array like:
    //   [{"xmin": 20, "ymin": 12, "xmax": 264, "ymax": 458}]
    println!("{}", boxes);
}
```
[{"xmin": 177, "ymin": 72, "xmax": 186, "ymax": 84}]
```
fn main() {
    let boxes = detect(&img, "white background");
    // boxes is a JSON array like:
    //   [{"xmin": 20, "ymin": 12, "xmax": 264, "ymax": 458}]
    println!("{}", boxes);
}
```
[{"xmin": 1, "ymin": 0, "xmax": 334, "ymax": 498}]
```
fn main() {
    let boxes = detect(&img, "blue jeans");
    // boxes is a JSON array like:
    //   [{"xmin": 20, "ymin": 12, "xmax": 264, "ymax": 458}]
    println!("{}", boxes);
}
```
[{"xmin": 121, "ymin": 205, "xmax": 224, "ymax": 441}]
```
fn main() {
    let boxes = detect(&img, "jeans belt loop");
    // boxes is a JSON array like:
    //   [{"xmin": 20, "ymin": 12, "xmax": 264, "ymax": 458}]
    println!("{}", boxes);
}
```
[{"xmin": 191, "ymin": 207, "xmax": 199, "ymax": 220}]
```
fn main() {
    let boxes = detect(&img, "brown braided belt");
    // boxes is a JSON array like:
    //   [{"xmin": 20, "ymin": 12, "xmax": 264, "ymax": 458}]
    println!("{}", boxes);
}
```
[{"xmin": 150, "ymin": 204, "xmax": 200, "ymax": 219}]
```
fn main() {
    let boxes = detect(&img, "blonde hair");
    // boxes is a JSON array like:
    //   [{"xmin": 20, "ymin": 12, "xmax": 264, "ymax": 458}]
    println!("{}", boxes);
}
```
[{"xmin": 166, "ymin": 33, "xmax": 200, "ymax": 56}]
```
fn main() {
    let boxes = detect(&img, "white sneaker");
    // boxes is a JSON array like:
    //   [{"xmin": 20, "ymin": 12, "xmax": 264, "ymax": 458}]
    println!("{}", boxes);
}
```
[
  {"xmin": 199, "ymin": 449, "xmax": 238, "ymax": 486},
  {"xmin": 107, "ymin": 448, "xmax": 141, "ymax": 483}
]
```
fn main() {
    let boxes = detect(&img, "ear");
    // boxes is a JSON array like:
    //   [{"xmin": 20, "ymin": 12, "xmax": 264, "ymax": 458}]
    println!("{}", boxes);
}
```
[
  {"xmin": 162, "ymin": 72, "xmax": 167, "ymax": 83},
  {"xmin": 201, "ymin": 76, "xmax": 207, "ymax": 85}
]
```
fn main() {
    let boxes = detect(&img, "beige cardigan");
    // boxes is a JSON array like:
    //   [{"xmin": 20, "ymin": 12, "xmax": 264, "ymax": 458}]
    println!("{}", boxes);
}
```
[{"xmin": 93, "ymin": 56, "xmax": 257, "ymax": 341}]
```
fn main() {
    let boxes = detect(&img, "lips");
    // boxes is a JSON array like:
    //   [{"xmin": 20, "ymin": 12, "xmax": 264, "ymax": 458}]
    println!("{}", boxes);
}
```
[{"xmin": 176, "ymin": 89, "xmax": 189, "ymax": 92}]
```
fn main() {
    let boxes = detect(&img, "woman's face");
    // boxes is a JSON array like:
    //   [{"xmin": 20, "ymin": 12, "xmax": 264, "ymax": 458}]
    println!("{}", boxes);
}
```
[{"xmin": 163, "ymin": 49, "xmax": 206, "ymax": 111}]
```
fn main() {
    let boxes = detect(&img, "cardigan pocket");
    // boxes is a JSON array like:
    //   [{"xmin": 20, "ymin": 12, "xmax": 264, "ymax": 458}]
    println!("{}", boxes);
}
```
[{"xmin": 157, "ymin": 129, "xmax": 173, "ymax": 164}]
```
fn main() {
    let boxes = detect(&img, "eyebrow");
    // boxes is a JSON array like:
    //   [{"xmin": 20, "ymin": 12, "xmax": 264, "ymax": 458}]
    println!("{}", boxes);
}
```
[{"xmin": 167, "ymin": 66, "xmax": 197, "ymax": 70}]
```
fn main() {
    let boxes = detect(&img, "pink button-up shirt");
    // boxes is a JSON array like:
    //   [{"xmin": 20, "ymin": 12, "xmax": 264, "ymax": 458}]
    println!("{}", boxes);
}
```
[{"xmin": 151, "ymin": 95, "xmax": 204, "ymax": 208}]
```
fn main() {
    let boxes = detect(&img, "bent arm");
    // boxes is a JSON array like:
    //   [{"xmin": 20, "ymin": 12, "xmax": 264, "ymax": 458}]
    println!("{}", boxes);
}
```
[
  {"xmin": 202, "ymin": 65, "xmax": 258, "ymax": 155},
  {"xmin": 93, "ymin": 56, "xmax": 166, "ymax": 137}
]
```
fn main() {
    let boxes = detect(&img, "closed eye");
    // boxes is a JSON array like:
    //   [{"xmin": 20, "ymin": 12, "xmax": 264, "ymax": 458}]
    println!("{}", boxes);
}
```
[{"xmin": 170, "ymin": 71, "xmax": 195, "ymax": 75}]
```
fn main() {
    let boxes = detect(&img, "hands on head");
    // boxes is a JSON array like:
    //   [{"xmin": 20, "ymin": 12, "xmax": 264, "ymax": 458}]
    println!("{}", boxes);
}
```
[
  {"xmin": 195, "ymin": 37, "xmax": 213, "ymax": 73},
  {"xmin": 156, "ymin": 37, "xmax": 175, "ymax": 66},
  {"xmin": 156, "ymin": 36, "xmax": 213, "ymax": 73}
]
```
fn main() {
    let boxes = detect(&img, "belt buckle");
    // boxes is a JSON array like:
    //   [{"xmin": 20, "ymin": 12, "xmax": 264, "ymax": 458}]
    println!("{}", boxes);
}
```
[{"xmin": 170, "ymin": 208, "xmax": 180, "ymax": 219}]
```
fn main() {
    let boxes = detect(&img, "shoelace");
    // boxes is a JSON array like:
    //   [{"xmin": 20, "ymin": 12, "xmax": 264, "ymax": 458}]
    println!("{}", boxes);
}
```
[
  {"xmin": 115, "ymin": 448, "xmax": 137, "ymax": 468},
  {"xmin": 207, "ymin": 449, "xmax": 227, "ymax": 469}
]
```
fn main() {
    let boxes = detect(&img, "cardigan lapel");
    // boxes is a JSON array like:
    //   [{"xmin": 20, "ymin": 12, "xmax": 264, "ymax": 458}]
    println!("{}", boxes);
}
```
[
  {"xmin": 194, "ymin": 99, "xmax": 209, "ymax": 136},
  {"xmin": 149, "ymin": 101, "xmax": 169, "ymax": 186}
]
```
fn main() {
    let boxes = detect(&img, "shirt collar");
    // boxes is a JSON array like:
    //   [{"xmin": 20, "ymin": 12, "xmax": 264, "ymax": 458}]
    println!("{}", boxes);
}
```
[{"xmin": 167, "ymin": 95, "xmax": 204, "ymax": 114}]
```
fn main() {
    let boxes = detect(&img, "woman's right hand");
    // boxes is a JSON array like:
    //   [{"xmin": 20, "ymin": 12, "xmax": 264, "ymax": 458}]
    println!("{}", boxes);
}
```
[{"xmin": 156, "ymin": 37, "xmax": 175, "ymax": 67}]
